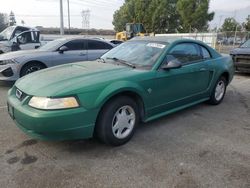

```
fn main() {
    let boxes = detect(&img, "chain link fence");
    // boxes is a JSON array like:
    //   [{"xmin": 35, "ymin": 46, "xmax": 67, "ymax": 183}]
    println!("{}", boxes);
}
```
[
  {"xmin": 215, "ymin": 31, "xmax": 250, "ymax": 54},
  {"xmin": 156, "ymin": 32, "xmax": 250, "ymax": 54}
]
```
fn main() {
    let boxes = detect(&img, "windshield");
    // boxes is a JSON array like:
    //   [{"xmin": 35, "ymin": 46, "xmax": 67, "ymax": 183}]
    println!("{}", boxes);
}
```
[
  {"xmin": 101, "ymin": 40, "xmax": 167, "ymax": 67},
  {"xmin": 39, "ymin": 38, "xmax": 66, "ymax": 51},
  {"xmin": 0, "ymin": 26, "xmax": 15, "ymax": 41},
  {"xmin": 240, "ymin": 39, "xmax": 250, "ymax": 48}
]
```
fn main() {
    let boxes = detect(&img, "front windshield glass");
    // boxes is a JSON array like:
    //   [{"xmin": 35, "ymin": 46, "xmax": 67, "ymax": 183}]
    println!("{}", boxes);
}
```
[
  {"xmin": 240, "ymin": 39, "xmax": 250, "ymax": 48},
  {"xmin": 0, "ymin": 26, "xmax": 15, "ymax": 41},
  {"xmin": 101, "ymin": 40, "xmax": 167, "ymax": 67},
  {"xmin": 39, "ymin": 38, "xmax": 66, "ymax": 51}
]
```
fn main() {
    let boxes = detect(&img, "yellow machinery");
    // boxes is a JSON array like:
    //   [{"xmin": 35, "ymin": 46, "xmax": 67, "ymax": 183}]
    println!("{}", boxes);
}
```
[{"xmin": 116, "ymin": 23, "xmax": 146, "ymax": 41}]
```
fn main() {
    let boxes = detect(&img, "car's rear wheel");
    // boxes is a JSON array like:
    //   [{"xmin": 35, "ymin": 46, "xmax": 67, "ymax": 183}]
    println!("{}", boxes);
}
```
[
  {"xmin": 208, "ymin": 76, "xmax": 227, "ymax": 105},
  {"xmin": 20, "ymin": 62, "xmax": 46, "ymax": 77},
  {"xmin": 95, "ymin": 96, "xmax": 139, "ymax": 146}
]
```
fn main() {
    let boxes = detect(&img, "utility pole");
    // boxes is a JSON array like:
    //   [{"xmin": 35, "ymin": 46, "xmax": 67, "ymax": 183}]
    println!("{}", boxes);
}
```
[
  {"xmin": 218, "ymin": 15, "xmax": 223, "ymax": 32},
  {"xmin": 233, "ymin": 10, "xmax": 237, "ymax": 47},
  {"xmin": 67, "ymin": 0, "xmax": 70, "ymax": 34},
  {"xmin": 60, "ymin": 0, "xmax": 64, "ymax": 35}
]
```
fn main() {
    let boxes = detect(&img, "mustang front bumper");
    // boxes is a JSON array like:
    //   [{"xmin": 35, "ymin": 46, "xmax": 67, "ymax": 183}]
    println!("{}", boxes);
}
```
[{"xmin": 7, "ymin": 88, "xmax": 98, "ymax": 140}]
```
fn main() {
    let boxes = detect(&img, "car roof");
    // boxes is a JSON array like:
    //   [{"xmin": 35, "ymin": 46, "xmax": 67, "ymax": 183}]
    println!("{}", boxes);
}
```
[
  {"xmin": 53, "ymin": 37, "xmax": 115, "ymax": 46},
  {"xmin": 13, "ymin": 25, "xmax": 39, "ymax": 32},
  {"xmin": 131, "ymin": 36, "xmax": 207, "ymax": 46}
]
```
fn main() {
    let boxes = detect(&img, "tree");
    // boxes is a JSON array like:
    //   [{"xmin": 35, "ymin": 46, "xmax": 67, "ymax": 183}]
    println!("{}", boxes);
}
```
[
  {"xmin": 113, "ymin": 0, "xmax": 214, "ymax": 33},
  {"xmin": 0, "ymin": 13, "xmax": 8, "ymax": 32},
  {"xmin": 176, "ymin": 0, "xmax": 214, "ymax": 32},
  {"xmin": 220, "ymin": 17, "xmax": 242, "ymax": 38},
  {"xmin": 221, "ymin": 17, "xmax": 242, "ymax": 32},
  {"xmin": 243, "ymin": 15, "xmax": 250, "ymax": 31},
  {"xmin": 9, "ymin": 11, "xmax": 16, "ymax": 26},
  {"xmin": 113, "ymin": 0, "xmax": 181, "ymax": 33},
  {"xmin": 112, "ymin": 3, "xmax": 130, "ymax": 32},
  {"xmin": 151, "ymin": 0, "xmax": 181, "ymax": 33}
]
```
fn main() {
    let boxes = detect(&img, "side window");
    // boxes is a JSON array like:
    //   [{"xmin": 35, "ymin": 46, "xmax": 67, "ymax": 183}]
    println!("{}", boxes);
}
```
[
  {"xmin": 63, "ymin": 40, "xmax": 85, "ymax": 51},
  {"xmin": 200, "ymin": 46, "xmax": 211, "ymax": 59},
  {"xmin": 87, "ymin": 40, "xmax": 113, "ymax": 50},
  {"xmin": 17, "ymin": 32, "xmax": 32, "ymax": 44},
  {"xmin": 168, "ymin": 43, "xmax": 202, "ymax": 64},
  {"xmin": 13, "ymin": 28, "xmax": 28, "ymax": 37}
]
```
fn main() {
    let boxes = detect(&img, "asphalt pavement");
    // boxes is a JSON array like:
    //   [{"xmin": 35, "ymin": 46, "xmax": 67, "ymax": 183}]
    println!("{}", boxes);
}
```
[{"xmin": 0, "ymin": 74, "xmax": 249, "ymax": 188}]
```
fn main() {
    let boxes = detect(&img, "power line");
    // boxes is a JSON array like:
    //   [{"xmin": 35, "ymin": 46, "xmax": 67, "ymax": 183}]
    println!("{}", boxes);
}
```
[{"xmin": 70, "ymin": 0, "xmax": 119, "ymax": 10}]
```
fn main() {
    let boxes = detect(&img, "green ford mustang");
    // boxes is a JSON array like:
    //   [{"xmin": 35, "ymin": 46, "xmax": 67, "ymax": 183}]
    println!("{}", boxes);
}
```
[{"xmin": 7, "ymin": 37, "xmax": 234, "ymax": 146}]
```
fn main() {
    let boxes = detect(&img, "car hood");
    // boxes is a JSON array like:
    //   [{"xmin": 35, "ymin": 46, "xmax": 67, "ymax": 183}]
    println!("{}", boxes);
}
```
[
  {"xmin": 0, "ymin": 49, "xmax": 47, "ymax": 60},
  {"xmin": 15, "ymin": 61, "xmax": 144, "ymax": 96},
  {"xmin": 230, "ymin": 47, "xmax": 250, "ymax": 55}
]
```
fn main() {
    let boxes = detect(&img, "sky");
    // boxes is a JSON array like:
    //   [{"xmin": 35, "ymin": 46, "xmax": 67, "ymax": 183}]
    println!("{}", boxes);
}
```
[{"xmin": 0, "ymin": 0, "xmax": 249, "ymax": 30}]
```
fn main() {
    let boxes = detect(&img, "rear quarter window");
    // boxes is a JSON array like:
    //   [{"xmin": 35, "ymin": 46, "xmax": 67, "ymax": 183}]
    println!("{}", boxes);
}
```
[{"xmin": 200, "ymin": 46, "xmax": 212, "ymax": 59}]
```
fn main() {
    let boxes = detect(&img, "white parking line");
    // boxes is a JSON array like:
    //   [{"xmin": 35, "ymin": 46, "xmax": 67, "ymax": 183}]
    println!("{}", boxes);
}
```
[{"xmin": 0, "ymin": 106, "xmax": 7, "ymax": 109}]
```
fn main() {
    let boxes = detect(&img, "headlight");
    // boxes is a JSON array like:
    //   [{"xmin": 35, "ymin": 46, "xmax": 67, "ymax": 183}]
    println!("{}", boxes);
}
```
[
  {"xmin": 28, "ymin": 96, "xmax": 79, "ymax": 110},
  {"xmin": 0, "ymin": 59, "xmax": 17, "ymax": 65}
]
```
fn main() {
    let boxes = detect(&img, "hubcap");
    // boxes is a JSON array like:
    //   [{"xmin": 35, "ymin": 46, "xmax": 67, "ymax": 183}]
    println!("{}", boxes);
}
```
[
  {"xmin": 26, "ymin": 66, "xmax": 42, "ymax": 75},
  {"xmin": 215, "ymin": 80, "xmax": 225, "ymax": 101},
  {"xmin": 112, "ymin": 105, "xmax": 136, "ymax": 139}
]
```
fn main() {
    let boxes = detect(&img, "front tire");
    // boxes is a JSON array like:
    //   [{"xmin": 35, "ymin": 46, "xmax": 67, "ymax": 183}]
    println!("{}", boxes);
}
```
[
  {"xmin": 20, "ymin": 62, "xmax": 46, "ymax": 77},
  {"xmin": 95, "ymin": 96, "xmax": 139, "ymax": 146},
  {"xmin": 208, "ymin": 76, "xmax": 227, "ymax": 105}
]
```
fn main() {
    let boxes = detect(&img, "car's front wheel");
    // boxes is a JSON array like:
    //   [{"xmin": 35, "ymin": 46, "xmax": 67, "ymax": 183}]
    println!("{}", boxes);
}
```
[
  {"xmin": 208, "ymin": 76, "xmax": 227, "ymax": 105},
  {"xmin": 95, "ymin": 96, "xmax": 139, "ymax": 146},
  {"xmin": 20, "ymin": 62, "xmax": 46, "ymax": 77}
]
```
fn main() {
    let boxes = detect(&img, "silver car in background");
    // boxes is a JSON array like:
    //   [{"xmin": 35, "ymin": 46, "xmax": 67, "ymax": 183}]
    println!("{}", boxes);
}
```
[{"xmin": 0, "ymin": 37, "xmax": 114, "ymax": 81}]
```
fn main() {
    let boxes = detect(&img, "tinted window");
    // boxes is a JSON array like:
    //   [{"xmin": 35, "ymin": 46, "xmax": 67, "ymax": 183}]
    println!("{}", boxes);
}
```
[
  {"xmin": 201, "ymin": 46, "xmax": 211, "ymax": 59},
  {"xmin": 87, "ymin": 40, "xmax": 113, "ymax": 50},
  {"xmin": 168, "ymin": 43, "xmax": 202, "ymax": 64},
  {"xmin": 64, "ymin": 40, "xmax": 85, "ymax": 50},
  {"xmin": 17, "ymin": 32, "xmax": 32, "ymax": 44}
]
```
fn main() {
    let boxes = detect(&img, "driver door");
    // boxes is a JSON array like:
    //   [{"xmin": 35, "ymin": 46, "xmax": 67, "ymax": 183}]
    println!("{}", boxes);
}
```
[
  {"xmin": 16, "ymin": 31, "xmax": 40, "ymax": 50},
  {"xmin": 151, "ymin": 42, "xmax": 211, "ymax": 115}
]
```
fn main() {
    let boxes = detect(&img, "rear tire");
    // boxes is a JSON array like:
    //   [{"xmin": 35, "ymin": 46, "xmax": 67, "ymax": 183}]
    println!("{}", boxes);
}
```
[
  {"xmin": 20, "ymin": 62, "xmax": 46, "ymax": 77},
  {"xmin": 208, "ymin": 76, "xmax": 227, "ymax": 105},
  {"xmin": 95, "ymin": 96, "xmax": 139, "ymax": 146}
]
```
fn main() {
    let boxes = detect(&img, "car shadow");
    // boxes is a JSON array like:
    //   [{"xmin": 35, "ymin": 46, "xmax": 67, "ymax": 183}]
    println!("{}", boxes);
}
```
[{"xmin": 37, "ymin": 102, "xmax": 210, "ymax": 154}]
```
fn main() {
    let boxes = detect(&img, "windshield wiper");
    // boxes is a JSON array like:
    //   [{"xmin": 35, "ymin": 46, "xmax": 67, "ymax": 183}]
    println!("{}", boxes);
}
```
[
  {"xmin": 106, "ymin": 57, "xmax": 136, "ymax": 68},
  {"xmin": 97, "ymin": 57, "xmax": 106, "ymax": 63}
]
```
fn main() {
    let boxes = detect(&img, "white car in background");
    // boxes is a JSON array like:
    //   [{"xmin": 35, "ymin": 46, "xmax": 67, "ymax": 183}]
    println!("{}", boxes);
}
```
[
  {"xmin": 0, "ymin": 26, "xmax": 41, "ymax": 54},
  {"xmin": 0, "ymin": 37, "xmax": 114, "ymax": 81}
]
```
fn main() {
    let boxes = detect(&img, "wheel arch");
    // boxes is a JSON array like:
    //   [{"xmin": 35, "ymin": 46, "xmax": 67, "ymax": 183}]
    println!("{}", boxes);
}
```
[
  {"xmin": 220, "ymin": 71, "xmax": 230, "ymax": 85},
  {"xmin": 95, "ymin": 82, "xmax": 147, "ymax": 123},
  {"xmin": 20, "ymin": 60, "xmax": 47, "ymax": 77}
]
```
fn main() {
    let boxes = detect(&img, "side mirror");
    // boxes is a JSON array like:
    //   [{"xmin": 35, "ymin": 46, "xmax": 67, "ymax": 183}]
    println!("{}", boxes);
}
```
[
  {"xmin": 162, "ymin": 59, "xmax": 182, "ymax": 70},
  {"xmin": 58, "ymin": 46, "xmax": 69, "ymax": 53}
]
